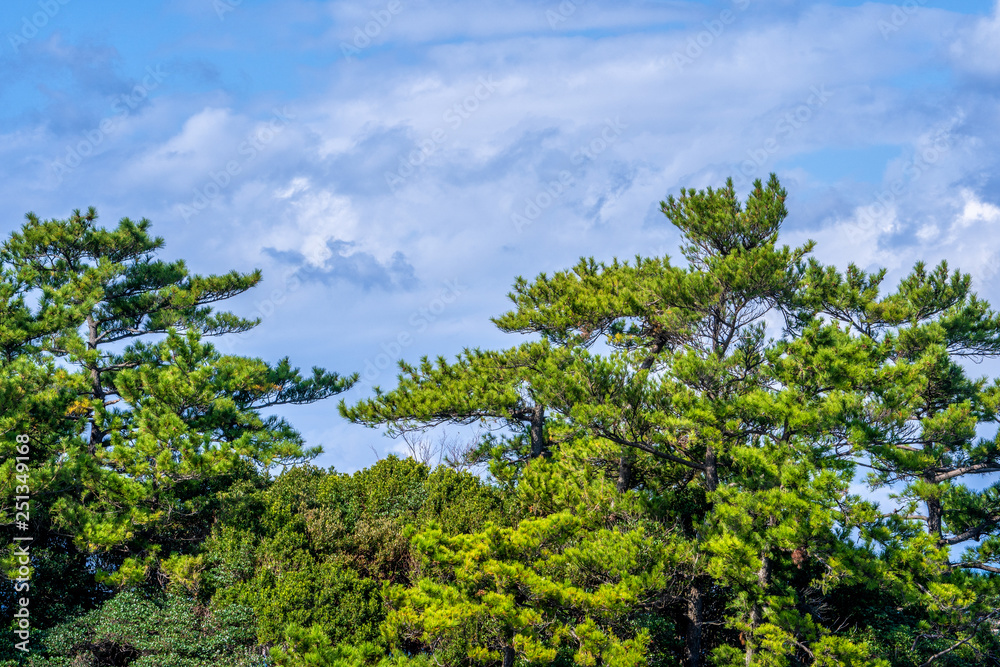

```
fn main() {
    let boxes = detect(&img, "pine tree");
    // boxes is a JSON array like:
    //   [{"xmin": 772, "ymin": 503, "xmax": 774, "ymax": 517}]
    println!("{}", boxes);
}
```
[
  {"xmin": 0, "ymin": 208, "xmax": 356, "ymax": 589},
  {"xmin": 383, "ymin": 453, "xmax": 682, "ymax": 667},
  {"xmin": 342, "ymin": 176, "xmax": 888, "ymax": 665},
  {"xmin": 0, "ymin": 254, "xmax": 88, "ymax": 627},
  {"xmin": 804, "ymin": 258, "xmax": 1000, "ymax": 662},
  {"xmin": 340, "ymin": 342, "xmax": 558, "ymax": 479},
  {"xmin": 498, "ymin": 176, "xmax": 884, "ymax": 665}
]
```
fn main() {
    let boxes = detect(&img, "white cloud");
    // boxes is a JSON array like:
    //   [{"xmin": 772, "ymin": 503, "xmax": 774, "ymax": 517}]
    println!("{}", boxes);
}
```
[
  {"xmin": 941, "ymin": 190, "xmax": 1000, "ymax": 284},
  {"xmin": 129, "ymin": 107, "xmax": 243, "ymax": 187},
  {"xmin": 6, "ymin": 0, "xmax": 1000, "ymax": 472},
  {"xmin": 950, "ymin": 0, "xmax": 1000, "ymax": 77},
  {"xmin": 266, "ymin": 182, "xmax": 361, "ymax": 266},
  {"xmin": 956, "ymin": 188, "xmax": 1000, "ymax": 228}
]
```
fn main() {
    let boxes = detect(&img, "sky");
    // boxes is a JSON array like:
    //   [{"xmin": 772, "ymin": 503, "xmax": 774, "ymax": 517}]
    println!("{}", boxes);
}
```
[{"xmin": 3, "ymin": 0, "xmax": 1000, "ymax": 473}]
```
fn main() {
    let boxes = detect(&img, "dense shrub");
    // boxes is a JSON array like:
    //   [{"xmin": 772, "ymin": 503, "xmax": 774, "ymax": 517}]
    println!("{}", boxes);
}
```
[{"xmin": 0, "ymin": 590, "xmax": 262, "ymax": 666}]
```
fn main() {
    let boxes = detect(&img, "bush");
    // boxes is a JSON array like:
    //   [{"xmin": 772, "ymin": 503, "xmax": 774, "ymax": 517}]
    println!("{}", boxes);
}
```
[{"xmin": 6, "ymin": 590, "xmax": 263, "ymax": 667}]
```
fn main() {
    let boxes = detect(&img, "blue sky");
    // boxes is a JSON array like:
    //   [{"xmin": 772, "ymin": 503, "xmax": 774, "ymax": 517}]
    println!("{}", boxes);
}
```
[{"xmin": 4, "ymin": 0, "xmax": 1000, "ymax": 472}]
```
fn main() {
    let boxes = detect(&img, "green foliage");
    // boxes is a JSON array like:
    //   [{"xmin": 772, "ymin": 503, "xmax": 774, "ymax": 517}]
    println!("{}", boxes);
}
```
[
  {"xmin": 800, "ymin": 256, "xmax": 1000, "ymax": 662},
  {"xmin": 341, "ymin": 342, "xmax": 559, "ymax": 475},
  {"xmin": 0, "ymin": 208, "xmax": 355, "ymax": 568},
  {"xmin": 0, "ymin": 590, "xmax": 263, "ymax": 666},
  {"xmin": 204, "ymin": 457, "xmax": 508, "ymax": 655},
  {"xmin": 341, "ymin": 175, "xmax": 1000, "ymax": 665},
  {"xmin": 384, "ymin": 477, "xmax": 680, "ymax": 666},
  {"xmin": 8, "ymin": 182, "xmax": 1000, "ymax": 666},
  {"xmin": 270, "ymin": 624, "xmax": 435, "ymax": 667},
  {"xmin": 242, "ymin": 563, "xmax": 384, "ymax": 649},
  {"xmin": 0, "ymin": 209, "xmax": 353, "ymax": 661}
]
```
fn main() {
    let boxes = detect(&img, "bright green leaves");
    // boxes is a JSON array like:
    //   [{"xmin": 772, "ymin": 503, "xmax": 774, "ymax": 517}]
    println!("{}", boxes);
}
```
[
  {"xmin": 48, "ymin": 330, "xmax": 329, "ymax": 556},
  {"xmin": 342, "ymin": 174, "xmax": 907, "ymax": 664},
  {"xmin": 805, "ymin": 253, "xmax": 1000, "ymax": 661},
  {"xmin": 386, "ymin": 488, "xmax": 682, "ymax": 667},
  {"xmin": 8, "ymin": 178, "xmax": 999, "ymax": 665},
  {"xmin": 341, "ymin": 342, "xmax": 557, "ymax": 472},
  {"xmin": 493, "ymin": 255, "xmax": 698, "ymax": 355},
  {"xmin": 341, "ymin": 343, "xmax": 548, "ymax": 432},
  {"xmin": 203, "ymin": 458, "xmax": 508, "ymax": 655},
  {"xmin": 271, "ymin": 623, "xmax": 393, "ymax": 667},
  {"xmin": 660, "ymin": 175, "xmax": 812, "ymax": 324},
  {"xmin": 0, "ymin": 209, "xmax": 354, "ymax": 603},
  {"xmin": 662, "ymin": 175, "xmax": 786, "ymax": 263},
  {"xmin": 2, "ymin": 208, "xmax": 263, "ymax": 341}
]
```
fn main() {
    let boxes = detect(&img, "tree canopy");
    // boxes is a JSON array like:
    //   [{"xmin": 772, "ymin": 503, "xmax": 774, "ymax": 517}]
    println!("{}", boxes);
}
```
[
  {"xmin": 0, "ymin": 208, "xmax": 355, "ymax": 652},
  {"xmin": 5, "ymin": 183, "xmax": 1000, "ymax": 667}
]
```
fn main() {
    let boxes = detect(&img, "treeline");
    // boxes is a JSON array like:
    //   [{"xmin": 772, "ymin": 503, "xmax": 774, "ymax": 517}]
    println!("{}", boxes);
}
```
[
  {"xmin": 2, "ymin": 176, "xmax": 1000, "ymax": 666},
  {"xmin": 1, "ymin": 457, "xmax": 508, "ymax": 665}
]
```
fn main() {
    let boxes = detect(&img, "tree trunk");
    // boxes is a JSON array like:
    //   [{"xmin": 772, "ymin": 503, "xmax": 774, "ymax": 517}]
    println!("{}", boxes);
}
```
[
  {"xmin": 529, "ymin": 403, "xmax": 547, "ymax": 458},
  {"xmin": 704, "ymin": 446, "xmax": 719, "ymax": 492},
  {"xmin": 925, "ymin": 475, "xmax": 943, "ymax": 538},
  {"xmin": 640, "ymin": 336, "xmax": 667, "ymax": 370},
  {"xmin": 686, "ymin": 445, "xmax": 721, "ymax": 666},
  {"xmin": 927, "ymin": 494, "xmax": 942, "ymax": 538},
  {"xmin": 685, "ymin": 446, "xmax": 721, "ymax": 667},
  {"xmin": 86, "ymin": 315, "xmax": 105, "ymax": 455},
  {"xmin": 685, "ymin": 577, "xmax": 705, "ymax": 667},
  {"xmin": 503, "ymin": 645, "xmax": 516, "ymax": 667},
  {"xmin": 617, "ymin": 446, "xmax": 634, "ymax": 493},
  {"xmin": 745, "ymin": 554, "xmax": 772, "ymax": 667}
]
